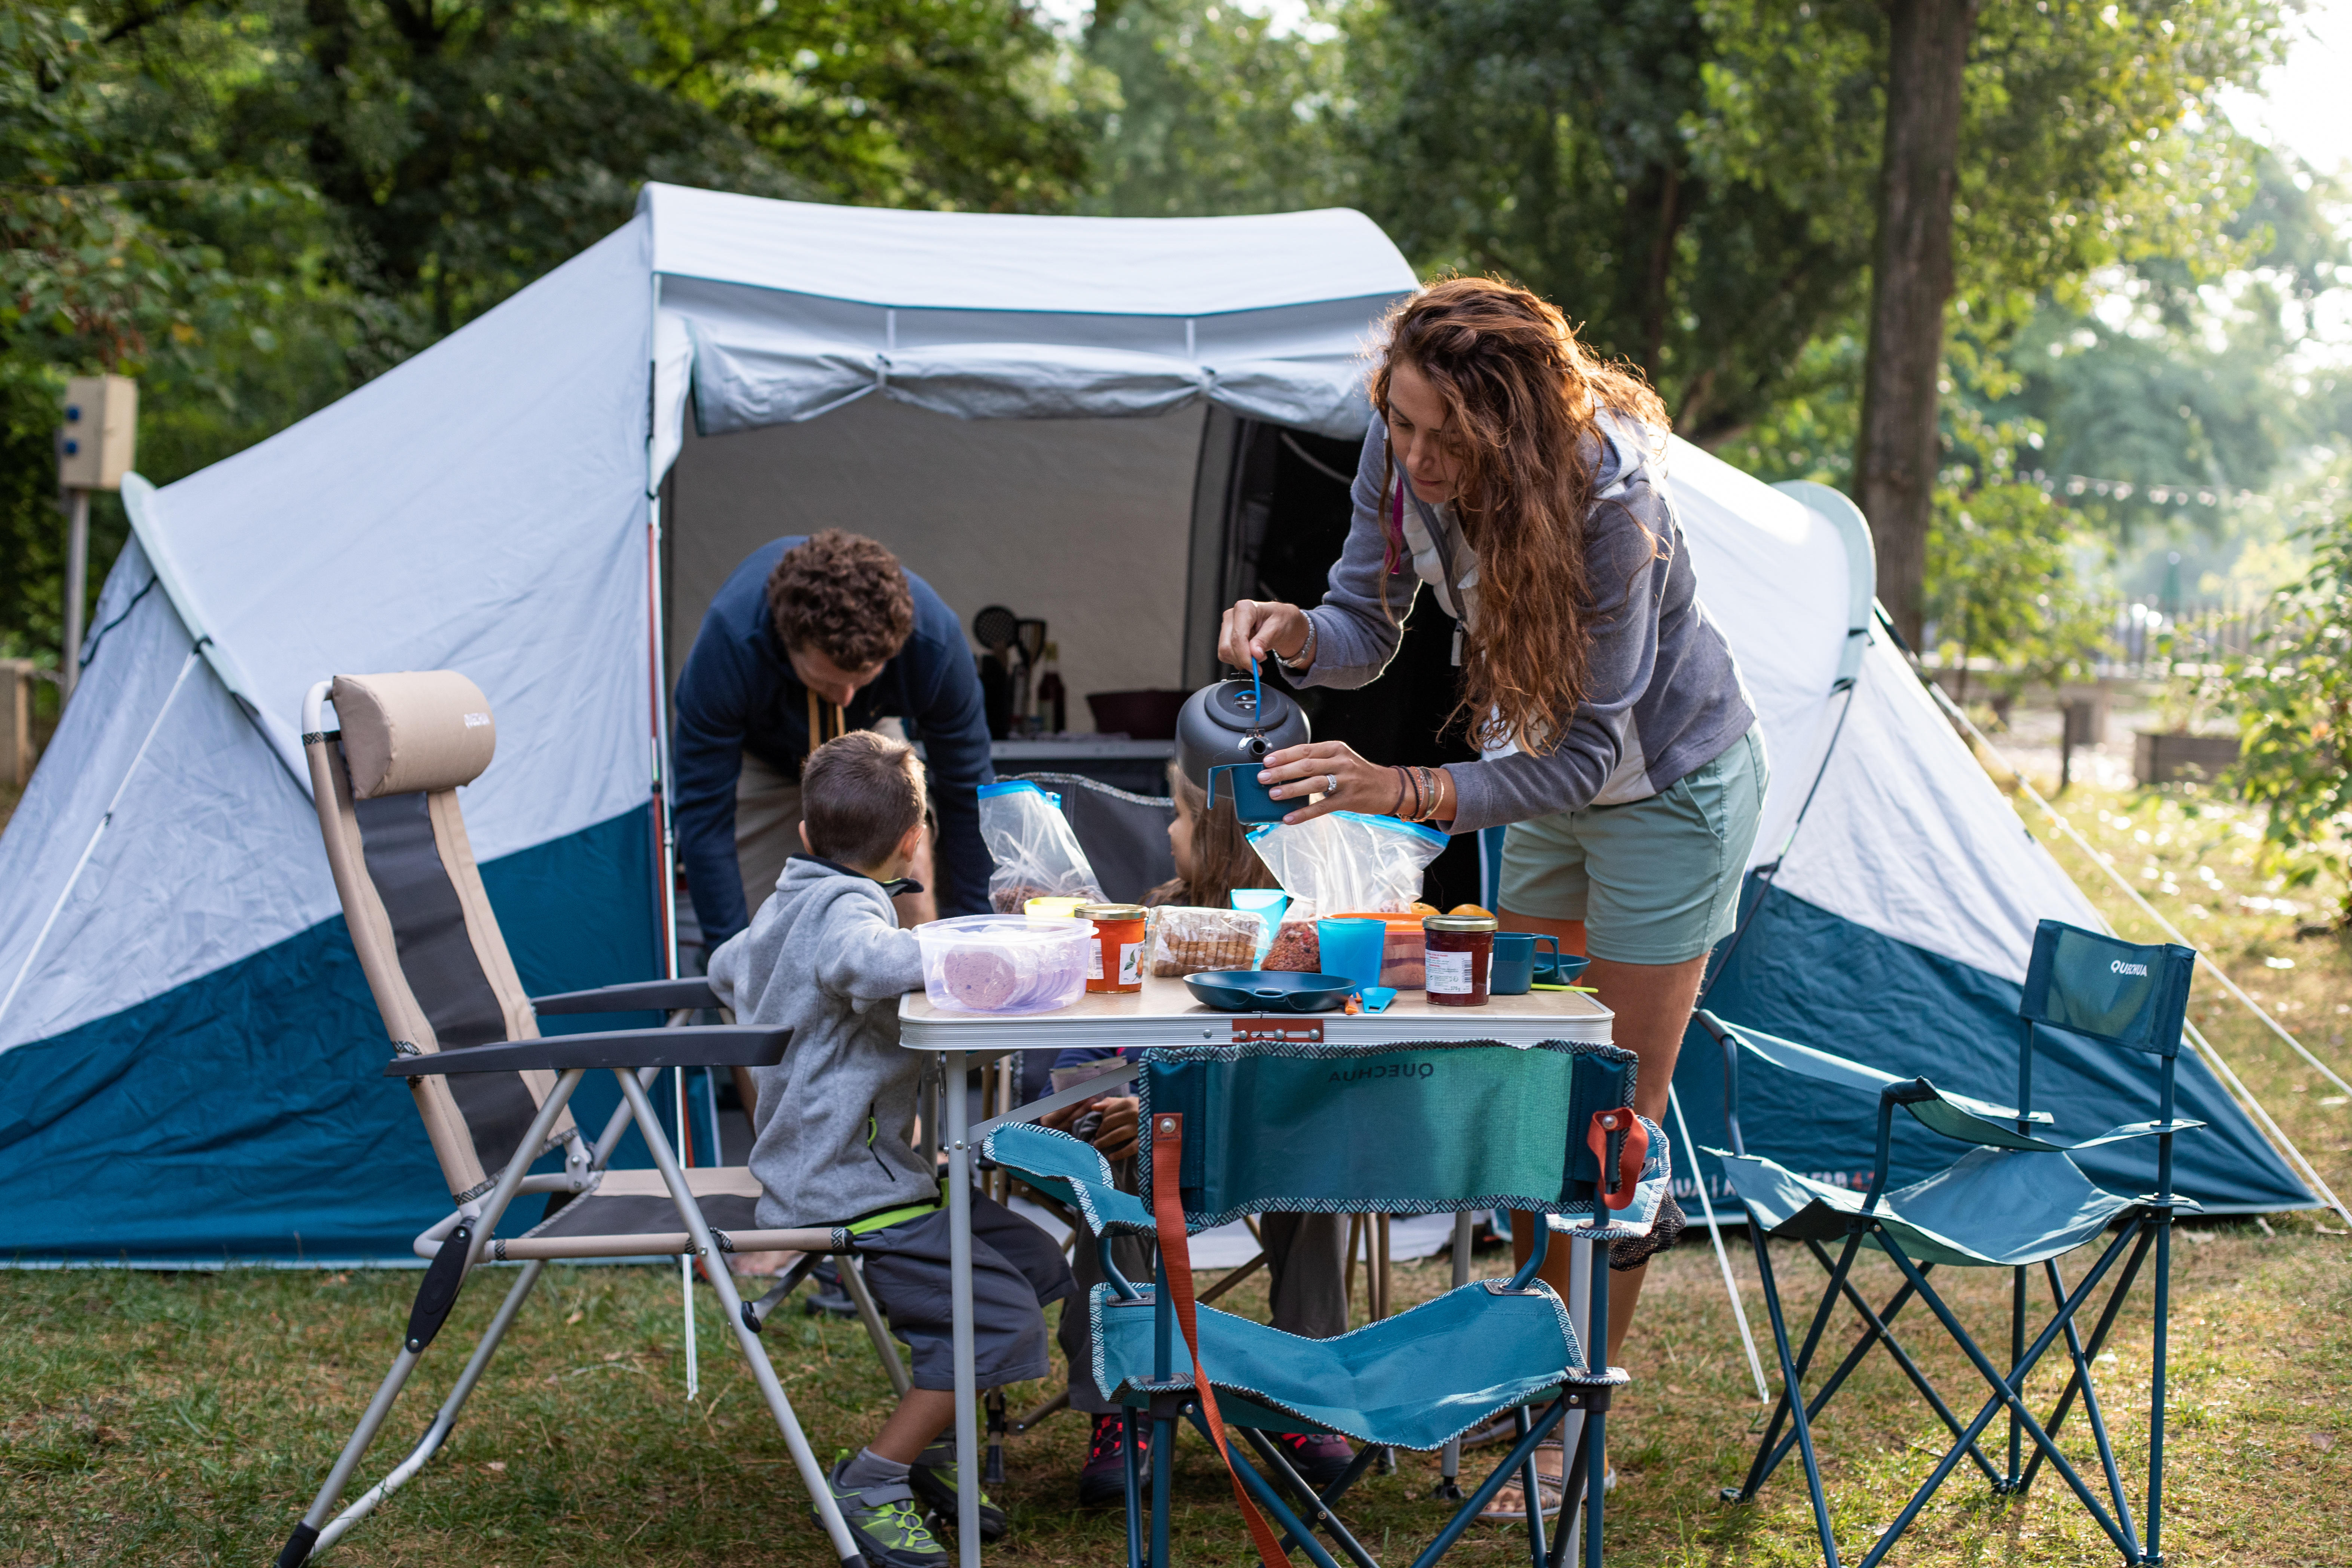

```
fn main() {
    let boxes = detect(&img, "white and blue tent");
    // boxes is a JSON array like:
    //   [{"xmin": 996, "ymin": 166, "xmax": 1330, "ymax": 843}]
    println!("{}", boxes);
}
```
[{"xmin": 0, "ymin": 184, "xmax": 2310, "ymax": 1265}]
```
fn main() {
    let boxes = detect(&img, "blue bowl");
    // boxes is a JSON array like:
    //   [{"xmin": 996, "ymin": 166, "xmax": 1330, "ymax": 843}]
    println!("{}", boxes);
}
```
[
  {"xmin": 1183, "ymin": 970, "xmax": 1358, "ymax": 1013},
  {"xmin": 1534, "ymin": 953, "xmax": 1593, "ymax": 986}
]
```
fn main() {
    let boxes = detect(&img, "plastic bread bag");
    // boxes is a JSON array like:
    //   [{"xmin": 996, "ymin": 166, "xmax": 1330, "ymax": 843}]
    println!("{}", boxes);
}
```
[
  {"xmin": 1147, "ymin": 906, "xmax": 1264, "ymax": 977},
  {"xmin": 978, "ymin": 780, "xmax": 1105, "ymax": 913},
  {"xmin": 1249, "ymin": 813, "xmax": 1448, "ymax": 970}
]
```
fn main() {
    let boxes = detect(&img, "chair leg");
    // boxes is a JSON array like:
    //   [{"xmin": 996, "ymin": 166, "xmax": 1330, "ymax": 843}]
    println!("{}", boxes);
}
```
[
  {"xmin": 1509, "ymin": 1405, "xmax": 1548, "ymax": 1568},
  {"xmin": 278, "ymin": 1345, "xmax": 426, "ymax": 1566},
  {"xmin": 1123, "ymin": 1406, "xmax": 1146, "ymax": 1568},
  {"xmin": 2041, "ymin": 1258, "xmax": 2137, "ymax": 1545},
  {"xmin": 1777, "ymin": 1244, "xmax": 1998, "ymax": 1488},
  {"xmin": 1405, "ymin": 1399, "xmax": 1570, "ymax": 1568},
  {"xmin": 1857, "ymin": 1237, "xmax": 2136, "ymax": 1568},
  {"xmin": 615, "ymin": 1069, "xmax": 861, "ymax": 1566},
  {"xmin": 309, "ymin": 1261, "xmax": 549, "ymax": 1557},
  {"xmin": 1728, "ymin": 1232, "xmax": 1855, "ymax": 1507},
  {"xmin": 1741, "ymin": 1233, "xmax": 1841, "ymax": 1568},
  {"xmin": 2021, "ymin": 1221, "xmax": 2154, "ymax": 1493},
  {"xmin": 1151, "ymin": 1412, "xmax": 1175, "ymax": 1568},
  {"xmin": 2147, "ymin": 1206, "xmax": 2174, "ymax": 1566},
  {"xmin": 838, "ymin": 1253, "xmax": 913, "ymax": 1399},
  {"xmin": 1195, "ymin": 1415, "xmax": 1345, "ymax": 1568},
  {"xmin": 2006, "ymin": 1264, "xmax": 2027, "ymax": 1491},
  {"xmin": 1242, "ymin": 1427, "xmax": 1381, "ymax": 1568}
]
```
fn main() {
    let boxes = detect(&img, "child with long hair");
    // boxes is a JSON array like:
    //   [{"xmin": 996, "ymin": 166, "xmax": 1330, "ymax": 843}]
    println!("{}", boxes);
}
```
[{"xmin": 1044, "ymin": 765, "xmax": 1357, "ymax": 1505}]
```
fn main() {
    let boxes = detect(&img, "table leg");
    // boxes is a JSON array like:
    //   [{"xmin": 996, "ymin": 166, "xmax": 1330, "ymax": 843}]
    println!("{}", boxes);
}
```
[{"xmin": 945, "ymin": 1050, "xmax": 980, "ymax": 1568}]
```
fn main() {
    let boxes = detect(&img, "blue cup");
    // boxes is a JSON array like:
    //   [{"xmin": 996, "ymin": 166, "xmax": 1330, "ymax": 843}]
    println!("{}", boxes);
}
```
[
  {"xmin": 1206, "ymin": 763, "xmax": 1289, "ymax": 825},
  {"xmin": 1229, "ymin": 888, "xmax": 1289, "ymax": 928},
  {"xmin": 1490, "ymin": 932, "xmax": 1543, "ymax": 996},
  {"xmin": 1316, "ymin": 918, "xmax": 1387, "ymax": 991}
]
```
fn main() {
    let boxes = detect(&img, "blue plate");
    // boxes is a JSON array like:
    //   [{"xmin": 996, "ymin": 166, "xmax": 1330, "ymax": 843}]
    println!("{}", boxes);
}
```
[
  {"xmin": 1533, "ymin": 953, "xmax": 1593, "ymax": 986},
  {"xmin": 1183, "ymin": 970, "xmax": 1358, "ymax": 1013}
]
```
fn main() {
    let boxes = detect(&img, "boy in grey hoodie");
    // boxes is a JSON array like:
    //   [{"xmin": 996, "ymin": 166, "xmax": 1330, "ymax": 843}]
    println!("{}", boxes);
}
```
[{"xmin": 708, "ymin": 731, "xmax": 1072, "ymax": 1566}]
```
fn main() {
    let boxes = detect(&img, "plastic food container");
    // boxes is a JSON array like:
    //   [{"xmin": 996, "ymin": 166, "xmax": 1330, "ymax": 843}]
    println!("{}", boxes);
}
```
[
  {"xmin": 1422, "ymin": 913, "xmax": 1497, "ymax": 1006},
  {"xmin": 1335, "ymin": 912, "xmax": 1428, "ymax": 990},
  {"xmin": 1077, "ymin": 902, "xmax": 1148, "ymax": 993},
  {"xmin": 916, "ymin": 915, "xmax": 1096, "ymax": 1015}
]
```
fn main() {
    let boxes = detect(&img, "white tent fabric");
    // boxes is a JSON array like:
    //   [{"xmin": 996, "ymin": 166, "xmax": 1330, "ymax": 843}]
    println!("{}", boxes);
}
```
[
  {"xmin": 0, "ymin": 190, "xmax": 1418, "ymax": 1062},
  {"xmin": 648, "ymin": 185, "xmax": 1410, "ymax": 441},
  {"xmin": 1662, "ymin": 441, "xmax": 2098, "ymax": 983}
]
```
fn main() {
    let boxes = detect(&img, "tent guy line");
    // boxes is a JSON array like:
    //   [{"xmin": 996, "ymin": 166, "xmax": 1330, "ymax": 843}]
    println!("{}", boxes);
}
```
[
  {"xmin": 0, "ymin": 646, "xmax": 202, "ymax": 1041},
  {"xmin": 1925, "ymin": 679, "xmax": 2352, "ymax": 1229}
]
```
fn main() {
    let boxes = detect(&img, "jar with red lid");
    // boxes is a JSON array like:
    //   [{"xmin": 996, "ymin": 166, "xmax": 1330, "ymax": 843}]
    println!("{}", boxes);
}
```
[
  {"xmin": 1421, "ymin": 913, "xmax": 1497, "ymax": 1006},
  {"xmin": 1077, "ymin": 903, "xmax": 1148, "ymax": 993}
]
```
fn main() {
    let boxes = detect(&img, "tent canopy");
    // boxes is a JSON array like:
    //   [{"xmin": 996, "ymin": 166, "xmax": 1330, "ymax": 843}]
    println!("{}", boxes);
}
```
[{"xmin": 0, "ymin": 185, "xmax": 2309, "ymax": 1265}]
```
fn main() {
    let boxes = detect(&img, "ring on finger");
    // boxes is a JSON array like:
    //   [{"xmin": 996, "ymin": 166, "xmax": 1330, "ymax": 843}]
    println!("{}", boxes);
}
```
[{"xmin": 1325, "ymin": 773, "xmax": 1339, "ymax": 794}]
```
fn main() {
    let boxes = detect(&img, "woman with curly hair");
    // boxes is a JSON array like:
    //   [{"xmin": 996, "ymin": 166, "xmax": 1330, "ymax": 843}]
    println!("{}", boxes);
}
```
[{"xmin": 1221, "ymin": 275, "xmax": 1767, "ymax": 1512}]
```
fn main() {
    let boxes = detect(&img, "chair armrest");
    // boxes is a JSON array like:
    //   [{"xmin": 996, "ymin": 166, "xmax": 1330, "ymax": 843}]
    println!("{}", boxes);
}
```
[
  {"xmin": 985, "ymin": 1124, "xmax": 1155, "ymax": 1235},
  {"xmin": 532, "ymin": 978, "xmax": 721, "ymax": 1015},
  {"xmin": 385, "ymin": 1025, "xmax": 787, "ymax": 1078}
]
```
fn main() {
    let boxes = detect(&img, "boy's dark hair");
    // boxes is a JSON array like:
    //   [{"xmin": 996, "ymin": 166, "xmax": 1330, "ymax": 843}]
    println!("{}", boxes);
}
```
[
  {"xmin": 802, "ymin": 730, "xmax": 927, "ymax": 869},
  {"xmin": 767, "ymin": 530, "xmax": 916, "ymax": 670}
]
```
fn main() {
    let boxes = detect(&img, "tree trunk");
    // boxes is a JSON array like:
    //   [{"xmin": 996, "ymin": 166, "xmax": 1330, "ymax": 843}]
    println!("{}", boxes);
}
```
[{"xmin": 1855, "ymin": 0, "xmax": 1975, "ymax": 648}]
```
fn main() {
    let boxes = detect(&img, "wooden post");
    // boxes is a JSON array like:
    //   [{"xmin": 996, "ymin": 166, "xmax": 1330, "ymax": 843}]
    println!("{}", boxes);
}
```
[{"xmin": 1, "ymin": 659, "xmax": 31, "ymax": 788}]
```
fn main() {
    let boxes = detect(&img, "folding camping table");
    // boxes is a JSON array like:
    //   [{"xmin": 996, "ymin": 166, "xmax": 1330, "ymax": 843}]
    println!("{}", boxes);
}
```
[{"xmin": 897, "ymin": 977, "xmax": 1616, "ymax": 1568}]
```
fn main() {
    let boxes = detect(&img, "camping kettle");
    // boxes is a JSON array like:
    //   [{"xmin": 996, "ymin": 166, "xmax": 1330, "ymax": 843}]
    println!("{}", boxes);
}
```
[{"xmin": 1175, "ymin": 677, "xmax": 1311, "ymax": 789}]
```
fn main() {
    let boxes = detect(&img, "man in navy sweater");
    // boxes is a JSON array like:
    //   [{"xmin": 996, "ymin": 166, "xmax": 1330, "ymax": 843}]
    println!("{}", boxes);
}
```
[{"xmin": 673, "ymin": 531, "xmax": 993, "ymax": 952}]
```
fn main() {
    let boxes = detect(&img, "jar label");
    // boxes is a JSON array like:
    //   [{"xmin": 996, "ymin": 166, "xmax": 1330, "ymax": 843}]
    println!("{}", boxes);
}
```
[
  {"xmin": 1119, "ymin": 941, "xmax": 1143, "ymax": 986},
  {"xmin": 1088, "ymin": 944, "xmax": 1103, "ymax": 981},
  {"xmin": 1427, "ymin": 949, "xmax": 1474, "ymax": 995}
]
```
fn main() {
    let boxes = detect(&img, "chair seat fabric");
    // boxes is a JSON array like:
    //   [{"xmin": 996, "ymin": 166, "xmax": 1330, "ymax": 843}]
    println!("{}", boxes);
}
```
[
  {"xmin": 1091, "ymin": 1280, "xmax": 1624, "ymax": 1451},
  {"xmin": 1713, "ymin": 1146, "xmax": 2134, "ymax": 1268},
  {"xmin": 490, "ymin": 1167, "xmax": 841, "ymax": 1259}
]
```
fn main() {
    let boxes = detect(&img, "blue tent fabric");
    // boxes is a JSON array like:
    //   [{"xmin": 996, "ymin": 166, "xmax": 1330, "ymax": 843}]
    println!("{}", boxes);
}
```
[
  {"xmin": 1669, "ymin": 877, "xmax": 2313, "ymax": 1217},
  {"xmin": 0, "ymin": 811, "xmax": 661, "ymax": 1263}
]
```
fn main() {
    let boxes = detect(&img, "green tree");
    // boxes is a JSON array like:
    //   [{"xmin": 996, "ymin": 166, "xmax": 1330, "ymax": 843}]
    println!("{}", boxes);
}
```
[
  {"xmin": 1083, "ymin": 0, "xmax": 1360, "ymax": 218},
  {"xmin": 2228, "ymin": 507, "xmax": 2352, "ymax": 926},
  {"xmin": 1697, "ymin": 0, "xmax": 2291, "ymax": 643},
  {"xmin": 1362, "ymin": 0, "xmax": 1863, "ymax": 445}
]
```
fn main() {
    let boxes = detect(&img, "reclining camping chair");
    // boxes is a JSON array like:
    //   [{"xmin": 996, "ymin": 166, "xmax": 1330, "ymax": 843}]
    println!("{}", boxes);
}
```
[
  {"xmin": 276, "ymin": 671, "xmax": 903, "ymax": 1567},
  {"xmin": 1698, "ymin": 919, "xmax": 2201, "ymax": 1568},
  {"xmin": 988, "ymin": 1036, "xmax": 1670, "ymax": 1568}
]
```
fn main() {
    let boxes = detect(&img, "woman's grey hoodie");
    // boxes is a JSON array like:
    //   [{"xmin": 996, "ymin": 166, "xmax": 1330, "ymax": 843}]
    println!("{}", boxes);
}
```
[{"xmin": 707, "ymin": 857, "xmax": 929, "ymax": 1230}]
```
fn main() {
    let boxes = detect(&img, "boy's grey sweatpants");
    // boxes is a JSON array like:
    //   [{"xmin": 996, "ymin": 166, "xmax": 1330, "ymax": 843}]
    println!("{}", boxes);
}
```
[{"xmin": 1058, "ymin": 1175, "xmax": 1350, "ymax": 1416}]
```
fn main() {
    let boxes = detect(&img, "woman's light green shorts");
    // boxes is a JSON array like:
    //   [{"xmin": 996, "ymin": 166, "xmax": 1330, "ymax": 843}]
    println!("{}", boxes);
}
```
[{"xmin": 1497, "ymin": 726, "xmax": 1768, "ymax": 966}]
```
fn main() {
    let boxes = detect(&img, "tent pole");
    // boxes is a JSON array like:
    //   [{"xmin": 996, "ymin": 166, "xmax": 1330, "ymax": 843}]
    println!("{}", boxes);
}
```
[
  {"xmin": 1669, "ymin": 1084, "xmax": 1769, "ymax": 1403},
  {"xmin": 1920, "ymin": 673, "xmax": 2352, "ymax": 1228},
  {"xmin": 0, "ymin": 647, "xmax": 200, "ymax": 1037}
]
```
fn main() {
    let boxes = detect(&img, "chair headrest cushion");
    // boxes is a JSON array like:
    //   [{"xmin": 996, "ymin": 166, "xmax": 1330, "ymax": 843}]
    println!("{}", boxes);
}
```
[{"xmin": 332, "ymin": 671, "xmax": 497, "ymax": 798}]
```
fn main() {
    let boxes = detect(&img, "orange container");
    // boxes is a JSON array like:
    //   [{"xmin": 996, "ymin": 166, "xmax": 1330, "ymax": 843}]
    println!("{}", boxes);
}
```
[
  {"xmin": 1333, "ymin": 912, "xmax": 1427, "ymax": 990},
  {"xmin": 1077, "ymin": 903, "xmax": 1148, "ymax": 993}
]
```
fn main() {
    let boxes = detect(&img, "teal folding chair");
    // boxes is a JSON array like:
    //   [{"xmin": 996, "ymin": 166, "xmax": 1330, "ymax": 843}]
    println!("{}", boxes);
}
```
[
  {"xmin": 1698, "ymin": 919, "xmax": 2202, "ymax": 1568},
  {"xmin": 987, "ymin": 1037, "xmax": 1671, "ymax": 1568}
]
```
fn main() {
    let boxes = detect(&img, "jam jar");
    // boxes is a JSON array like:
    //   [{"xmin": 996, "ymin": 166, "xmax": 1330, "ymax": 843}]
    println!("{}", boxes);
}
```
[
  {"xmin": 1077, "ymin": 903, "xmax": 1148, "ymax": 993},
  {"xmin": 1421, "ymin": 913, "xmax": 1498, "ymax": 1006}
]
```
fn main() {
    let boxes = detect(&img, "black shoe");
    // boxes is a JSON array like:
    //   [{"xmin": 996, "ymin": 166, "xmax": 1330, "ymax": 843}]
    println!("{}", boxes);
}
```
[
  {"xmin": 909, "ymin": 1442, "xmax": 1009, "ymax": 1541},
  {"xmin": 1078, "ymin": 1412, "xmax": 1151, "ymax": 1508},
  {"xmin": 818, "ymin": 1455, "xmax": 947, "ymax": 1568},
  {"xmin": 1273, "ymin": 1430, "xmax": 1356, "ymax": 1492}
]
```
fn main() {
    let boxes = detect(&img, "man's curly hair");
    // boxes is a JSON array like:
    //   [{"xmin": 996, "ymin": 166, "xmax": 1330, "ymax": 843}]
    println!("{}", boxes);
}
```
[{"xmin": 766, "ymin": 530, "xmax": 916, "ymax": 670}]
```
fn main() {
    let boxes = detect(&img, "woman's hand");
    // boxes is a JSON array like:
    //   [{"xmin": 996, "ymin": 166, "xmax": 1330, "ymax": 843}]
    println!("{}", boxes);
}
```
[
  {"xmin": 1257, "ymin": 741, "xmax": 1418, "ymax": 826},
  {"xmin": 1218, "ymin": 600, "xmax": 1310, "ymax": 670}
]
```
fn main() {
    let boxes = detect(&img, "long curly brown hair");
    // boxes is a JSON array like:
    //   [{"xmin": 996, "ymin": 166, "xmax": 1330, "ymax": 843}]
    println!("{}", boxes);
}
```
[{"xmin": 1369, "ymin": 277, "xmax": 1670, "ymax": 755}]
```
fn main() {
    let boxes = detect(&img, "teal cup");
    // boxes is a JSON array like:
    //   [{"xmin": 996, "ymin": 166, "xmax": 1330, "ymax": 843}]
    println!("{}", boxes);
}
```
[
  {"xmin": 1491, "ymin": 931, "xmax": 1545, "ymax": 996},
  {"xmin": 1206, "ymin": 763, "xmax": 1289, "ymax": 825},
  {"xmin": 1316, "ymin": 918, "xmax": 1387, "ymax": 992},
  {"xmin": 1230, "ymin": 887, "xmax": 1289, "ymax": 928}
]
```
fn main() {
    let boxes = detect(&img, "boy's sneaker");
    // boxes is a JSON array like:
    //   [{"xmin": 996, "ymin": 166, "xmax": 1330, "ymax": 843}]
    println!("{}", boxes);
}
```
[
  {"xmin": 1272, "ymin": 1431, "xmax": 1356, "ymax": 1492},
  {"xmin": 908, "ymin": 1442, "xmax": 1009, "ymax": 1541},
  {"xmin": 803, "ymin": 1258, "xmax": 858, "ymax": 1318},
  {"xmin": 818, "ymin": 1455, "xmax": 945, "ymax": 1568},
  {"xmin": 1078, "ymin": 1412, "xmax": 1152, "ymax": 1508}
]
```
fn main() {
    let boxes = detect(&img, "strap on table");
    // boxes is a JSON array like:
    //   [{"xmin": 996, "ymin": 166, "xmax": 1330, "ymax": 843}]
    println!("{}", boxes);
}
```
[{"xmin": 1151, "ymin": 1112, "xmax": 1296, "ymax": 1568}]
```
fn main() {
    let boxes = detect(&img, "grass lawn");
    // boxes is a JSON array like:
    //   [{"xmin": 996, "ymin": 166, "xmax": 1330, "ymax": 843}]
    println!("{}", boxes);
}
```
[{"xmin": 3, "ymin": 780, "xmax": 2348, "ymax": 1567}]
